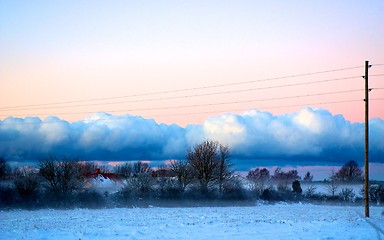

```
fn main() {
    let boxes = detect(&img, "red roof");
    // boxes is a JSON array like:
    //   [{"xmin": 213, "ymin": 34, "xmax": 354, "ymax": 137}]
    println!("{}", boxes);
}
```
[{"xmin": 86, "ymin": 169, "xmax": 121, "ymax": 181}]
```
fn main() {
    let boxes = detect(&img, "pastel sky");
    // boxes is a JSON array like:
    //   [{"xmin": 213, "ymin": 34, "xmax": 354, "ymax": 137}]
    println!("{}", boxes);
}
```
[
  {"xmin": 0, "ymin": 1, "xmax": 383, "ymax": 126},
  {"xmin": 0, "ymin": 1, "xmax": 383, "ymax": 179}
]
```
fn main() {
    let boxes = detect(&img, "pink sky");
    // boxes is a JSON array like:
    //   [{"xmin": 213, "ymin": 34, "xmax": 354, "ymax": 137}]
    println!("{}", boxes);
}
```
[{"xmin": 0, "ymin": 1, "xmax": 383, "ymax": 127}]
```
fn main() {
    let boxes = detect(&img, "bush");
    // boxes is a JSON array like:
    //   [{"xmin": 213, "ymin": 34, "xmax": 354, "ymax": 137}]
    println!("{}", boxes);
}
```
[
  {"xmin": 39, "ymin": 156, "xmax": 84, "ymax": 200},
  {"xmin": 292, "ymin": 180, "xmax": 302, "ymax": 194},
  {"xmin": 273, "ymin": 168, "xmax": 300, "ymax": 192},
  {"xmin": 0, "ymin": 157, "xmax": 11, "ymax": 180},
  {"xmin": 260, "ymin": 188, "xmax": 282, "ymax": 201},
  {"xmin": 118, "ymin": 175, "xmax": 154, "ymax": 201},
  {"xmin": 247, "ymin": 168, "xmax": 270, "ymax": 195},
  {"xmin": 220, "ymin": 178, "xmax": 247, "ymax": 200},
  {"xmin": 369, "ymin": 184, "xmax": 384, "ymax": 204},
  {"xmin": 0, "ymin": 186, "xmax": 17, "ymax": 208},
  {"xmin": 340, "ymin": 188, "xmax": 356, "ymax": 202},
  {"xmin": 304, "ymin": 185, "xmax": 317, "ymax": 198},
  {"xmin": 76, "ymin": 190, "xmax": 106, "ymax": 208},
  {"xmin": 182, "ymin": 185, "xmax": 217, "ymax": 200},
  {"xmin": 155, "ymin": 178, "xmax": 183, "ymax": 199},
  {"xmin": 14, "ymin": 173, "xmax": 41, "ymax": 207}
]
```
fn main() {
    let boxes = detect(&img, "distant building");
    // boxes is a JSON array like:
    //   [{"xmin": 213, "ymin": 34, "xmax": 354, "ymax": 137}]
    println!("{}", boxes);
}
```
[{"xmin": 85, "ymin": 168, "xmax": 124, "ymax": 193}]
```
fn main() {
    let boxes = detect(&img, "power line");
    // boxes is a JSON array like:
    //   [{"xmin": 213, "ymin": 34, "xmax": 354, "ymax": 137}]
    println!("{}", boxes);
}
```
[
  {"xmin": 145, "ymin": 98, "xmax": 384, "ymax": 119},
  {"xmin": 0, "ymin": 89, "xmax": 365, "ymax": 117},
  {"xmin": 0, "ymin": 75, "xmax": 369, "ymax": 112},
  {"xmin": 2, "ymin": 98, "xmax": 383, "ymax": 126},
  {"xmin": 0, "ymin": 65, "xmax": 366, "ymax": 110}
]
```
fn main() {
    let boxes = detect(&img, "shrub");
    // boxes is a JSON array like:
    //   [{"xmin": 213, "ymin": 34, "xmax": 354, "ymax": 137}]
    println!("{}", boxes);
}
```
[
  {"xmin": 326, "ymin": 169, "xmax": 339, "ymax": 197},
  {"xmin": 304, "ymin": 185, "xmax": 317, "ymax": 198},
  {"xmin": 14, "ymin": 173, "xmax": 41, "ymax": 207},
  {"xmin": 340, "ymin": 188, "xmax": 356, "ymax": 202},
  {"xmin": 292, "ymin": 180, "xmax": 302, "ymax": 194},
  {"xmin": 76, "ymin": 190, "xmax": 106, "ymax": 208},
  {"xmin": 247, "ymin": 168, "xmax": 270, "ymax": 195},
  {"xmin": 0, "ymin": 157, "xmax": 11, "ymax": 180},
  {"xmin": 220, "ymin": 178, "xmax": 247, "ymax": 200},
  {"xmin": 0, "ymin": 186, "xmax": 17, "ymax": 208},
  {"xmin": 260, "ymin": 188, "xmax": 281, "ymax": 201},
  {"xmin": 39, "ymin": 156, "xmax": 84, "ymax": 201},
  {"xmin": 303, "ymin": 171, "xmax": 314, "ymax": 182},
  {"xmin": 155, "ymin": 178, "xmax": 183, "ymax": 199},
  {"xmin": 118, "ymin": 173, "xmax": 154, "ymax": 200},
  {"xmin": 369, "ymin": 184, "xmax": 384, "ymax": 204},
  {"xmin": 272, "ymin": 168, "xmax": 300, "ymax": 192}
]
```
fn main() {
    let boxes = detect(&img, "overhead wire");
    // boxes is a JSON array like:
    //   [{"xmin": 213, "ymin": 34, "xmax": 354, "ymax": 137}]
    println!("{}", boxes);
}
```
[
  {"xmin": 0, "ymin": 89, "xmax": 366, "ymax": 117},
  {"xmin": 0, "ymin": 65, "xmax": 382, "ymax": 125},
  {"xmin": 0, "ymin": 65, "xmax": 366, "ymax": 110},
  {"xmin": 0, "ymin": 75, "xmax": 373, "ymax": 112},
  {"xmin": 2, "ymin": 98, "xmax": 384, "ymax": 126},
  {"xmin": 122, "ymin": 98, "xmax": 384, "ymax": 119}
]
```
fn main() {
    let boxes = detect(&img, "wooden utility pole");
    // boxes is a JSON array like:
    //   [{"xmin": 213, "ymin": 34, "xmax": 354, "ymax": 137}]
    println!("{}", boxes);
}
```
[{"xmin": 364, "ymin": 60, "xmax": 370, "ymax": 218}]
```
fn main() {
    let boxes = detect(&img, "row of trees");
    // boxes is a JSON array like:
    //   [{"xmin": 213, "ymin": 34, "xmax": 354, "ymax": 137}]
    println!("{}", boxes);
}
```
[
  {"xmin": 115, "ymin": 141, "xmax": 236, "ymax": 200},
  {"xmin": 244, "ymin": 160, "xmax": 380, "ymax": 202},
  {"xmin": 246, "ymin": 160, "xmax": 364, "ymax": 195},
  {"xmin": 1, "ymin": 155, "xmax": 108, "ymax": 207},
  {"xmin": 0, "ymin": 141, "xmax": 239, "ymax": 208},
  {"xmin": 1, "ymin": 142, "xmax": 383, "ymax": 209}
]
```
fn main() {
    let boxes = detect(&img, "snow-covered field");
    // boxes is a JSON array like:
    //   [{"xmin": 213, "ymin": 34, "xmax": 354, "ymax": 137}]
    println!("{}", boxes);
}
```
[{"xmin": 1, "ymin": 204, "xmax": 383, "ymax": 240}]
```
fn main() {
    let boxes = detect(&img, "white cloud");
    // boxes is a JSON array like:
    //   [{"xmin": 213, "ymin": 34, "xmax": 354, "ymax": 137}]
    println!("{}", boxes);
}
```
[
  {"xmin": 0, "ymin": 108, "xmax": 383, "ymax": 165},
  {"xmin": 294, "ymin": 108, "xmax": 324, "ymax": 133},
  {"xmin": 203, "ymin": 113, "xmax": 246, "ymax": 146}
]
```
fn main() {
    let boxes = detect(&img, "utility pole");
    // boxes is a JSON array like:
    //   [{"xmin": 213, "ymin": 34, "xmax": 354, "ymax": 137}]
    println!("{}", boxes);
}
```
[{"xmin": 364, "ymin": 60, "xmax": 370, "ymax": 218}]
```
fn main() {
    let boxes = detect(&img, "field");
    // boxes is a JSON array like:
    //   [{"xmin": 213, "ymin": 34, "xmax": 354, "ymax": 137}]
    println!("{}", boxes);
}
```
[{"xmin": 1, "ymin": 203, "xmax": 383, "ymax": 240}]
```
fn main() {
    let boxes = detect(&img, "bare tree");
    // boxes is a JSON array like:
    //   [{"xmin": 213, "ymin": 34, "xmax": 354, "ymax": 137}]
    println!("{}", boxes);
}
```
[
  {"xmin": 39, "ymin": 156, "xmax": 83, "ymax": 199},
  {"xmin": 303, "ymin": 171, "xmax": 314, "ymax": 182},
  {"xmin": 326, "ymin": 168, "xmax": 339, "ymax": 198},
  {"xmin": 217, "ymin": 144, "xmax": 234, "ymax": 196},
  {"xmin": 116, "ymin": 161, "xmax": 153, "ymax": 199},
  {"xmin": 247, "ymin": 168, "xmax": 270, "ymax": 194},
  {"xmin": 13, "ymin": 167, "xmax": 40, "ymax": 204},
  {"xmin": 187, "ymin": 140, "xmax": 219, "ymax": 193},
  {"xmin": 187, "ymin": 140, "xmax": 234, "ymax": 194},
  {"xmin": 133, "ymin": 162, "xmax": 151, "ymax": 176},
  {"xmin": 115, "ymin": 162, "xmax": 133, "ymax": 183},
  {"xmin": 340, "ymin": 187, "xmax": 355, "ymax": 202},
  {"xmin": 77, "ymin": 162, "xmax": 109, "ymax": 177},
  {"xmin": 153, "ymin": 165, "xmax": 180, "ymax": 198},
  {"xmin": 272, "ymin": 168, "xmax": 300, "ymax": 192},
  {"xmin": 169, "ymin": 160, "xmax": 194, "ymax": 192},
  {"xmin": 302, "ymin": 171, "xmax": 316, "ymax": 197},
  {"xmin": 120, "ymin": 161, "xmax": 153, "ymax": 198},
  {"xmin": 335, "ymin": 160, "xmax": 363, "ymax": 182}
]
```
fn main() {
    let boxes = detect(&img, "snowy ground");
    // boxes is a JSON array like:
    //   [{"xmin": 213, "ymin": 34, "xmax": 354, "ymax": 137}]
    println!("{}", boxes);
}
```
[{"xmin": 1, "ymin": 203, "xmax": 383, "ymax": 240}]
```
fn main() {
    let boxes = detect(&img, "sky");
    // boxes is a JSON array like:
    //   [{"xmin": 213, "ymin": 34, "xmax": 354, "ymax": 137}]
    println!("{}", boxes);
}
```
[{"xmin": 0, "ymin": 1, "xmax": 383, "ymax": 178}]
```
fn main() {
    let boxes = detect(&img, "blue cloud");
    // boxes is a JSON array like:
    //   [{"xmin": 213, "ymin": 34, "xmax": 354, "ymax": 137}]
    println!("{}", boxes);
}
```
[{"xmin": 0, "ymin": 108, "xmax": 383, "ymax": 165}]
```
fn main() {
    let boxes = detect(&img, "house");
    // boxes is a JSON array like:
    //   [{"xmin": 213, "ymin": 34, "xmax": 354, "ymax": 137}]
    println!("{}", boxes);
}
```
[{"xmin": 85, "ymin": 168, "xmax": 124, "ymax": 194}]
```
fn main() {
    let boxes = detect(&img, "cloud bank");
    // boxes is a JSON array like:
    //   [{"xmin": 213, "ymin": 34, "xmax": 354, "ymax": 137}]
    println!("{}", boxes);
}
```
[{"xmin": 0, "ymin": 108, "xmax": 383, "ymax": 165}]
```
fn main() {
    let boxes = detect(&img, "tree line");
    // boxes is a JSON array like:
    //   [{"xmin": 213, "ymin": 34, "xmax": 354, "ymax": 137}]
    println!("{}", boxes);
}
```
[{"xmin": 0, "ymin": 141, "xmax": 383, "ymax": 209}]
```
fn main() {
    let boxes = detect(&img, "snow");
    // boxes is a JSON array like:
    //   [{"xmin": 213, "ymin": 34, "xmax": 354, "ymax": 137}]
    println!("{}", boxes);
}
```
[
  {"xmin": 301, "ymin": 183, "xmax": 365, "ymax": 196},
  {"xmin": 1, "ymin": 204, "xmax": 383, "ymax": 240},
  {"xmin": 86, "ymin": 174, "xmax": 124, "ymax": 194}
]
